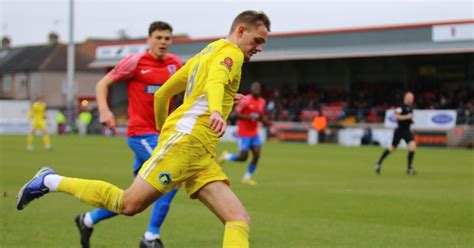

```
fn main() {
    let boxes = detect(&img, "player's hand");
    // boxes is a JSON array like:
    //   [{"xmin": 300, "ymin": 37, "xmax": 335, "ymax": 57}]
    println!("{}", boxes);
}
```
[
  {"xmin": 209, "ymin": 111, "xmax": 226, "ymax": 137},
  {"xmin": 99, "ymin": 109, "xmax": 117, "ymax": 131},
  {"xmin": 263, "ymin": 118, "xmax": 273, "ymax": 126},
  {"xmin": 406, "ymin": 113, "xmax": 413, "ymax": 119},
  {"xmin": 234, "ymin": 93, "xmax": 244, "ymax": 105}
]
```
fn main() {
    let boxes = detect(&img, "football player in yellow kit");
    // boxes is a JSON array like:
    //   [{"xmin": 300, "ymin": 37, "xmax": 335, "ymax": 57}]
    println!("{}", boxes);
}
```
[
  {"xmin": 26, "ymin": 96, "xmax": 52, "ymax": 151},
  {"xmin": 17, "ymin": 10, "xmax": 270, "ymax": 248}
]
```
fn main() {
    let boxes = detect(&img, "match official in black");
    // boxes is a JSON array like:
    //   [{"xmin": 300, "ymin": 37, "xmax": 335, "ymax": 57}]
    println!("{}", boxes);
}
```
[{"xmin": 375, "ymin": 91, "xmax": 417, "ymax": 175}]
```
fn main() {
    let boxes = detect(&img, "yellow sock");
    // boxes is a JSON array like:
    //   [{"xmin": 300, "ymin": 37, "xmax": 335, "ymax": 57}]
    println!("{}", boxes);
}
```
[
  {"xmin": 57, "ymin": 177, "xmax": 124, "ymax": 213},
  {"xmin": 43, "ymin": 134, "xmax": 51, "ymax": 149},
  {"xmin": 223, "ymin": 221, "xmax": 250, "ymax": 248},
  {"xmin": 27, "ymin": 134, "xmax": 34, "ymax": 147},
  {"xmin": 43, "ymin": 134, "xmax": 51, "ymax": 148}
]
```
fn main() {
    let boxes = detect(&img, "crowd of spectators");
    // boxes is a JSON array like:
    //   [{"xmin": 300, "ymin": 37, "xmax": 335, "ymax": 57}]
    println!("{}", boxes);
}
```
[{"xmin": 250, "ymin": 83, "xmax": 474, "ymax": 124}]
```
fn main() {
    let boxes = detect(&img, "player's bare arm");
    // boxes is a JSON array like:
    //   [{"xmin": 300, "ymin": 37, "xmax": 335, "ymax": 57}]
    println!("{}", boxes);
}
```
[
  {"xmin": 210, "ymin": 111, "xmax": 226, "ymax": 137},
  {"xmin": 95, "ymin": 75, "xmax": 117, "ymax": 130},
  {"xmin": 235, "ymin": 112, "xmax": 258, "ymax": 121},
  {"xmin": 260, "ymin": 115, "xmax": 273, "ymax": 126},
  {"xmin": 234, "ymin": 93, "xmax": 244, "ymax": 104}
]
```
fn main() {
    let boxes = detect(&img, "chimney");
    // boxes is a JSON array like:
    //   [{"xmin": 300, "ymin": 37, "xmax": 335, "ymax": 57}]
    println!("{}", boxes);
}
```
[
  {"xmin": 1, "ymin": 36, "xmax": 11, "ymax": 49},
  {"xmin": 48, "ymin": 32, "xmax": 59, "ymax": 45}
]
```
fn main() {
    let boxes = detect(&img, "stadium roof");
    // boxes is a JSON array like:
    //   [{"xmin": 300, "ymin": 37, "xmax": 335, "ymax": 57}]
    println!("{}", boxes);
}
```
[{"xmin": 89, "ymin": 20, "xmax": 474, "ymax": 68}]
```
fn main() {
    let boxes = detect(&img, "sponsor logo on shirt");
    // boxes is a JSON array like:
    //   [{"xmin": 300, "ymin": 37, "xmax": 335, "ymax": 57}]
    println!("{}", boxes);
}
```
[
  {"xmin": 141, "ymin": 69, "xmax": 152, "ymax": 74},
  {"xmin": 167, "ymin": 65, "xmax": 177, "ymax": 74},
  {"xmin": 145, "ymin": 85, "xmax": 161, "ymax": 94},
  {"xmin": 220, "ymin": 57, "xmax": 233, "ymax": 72}
]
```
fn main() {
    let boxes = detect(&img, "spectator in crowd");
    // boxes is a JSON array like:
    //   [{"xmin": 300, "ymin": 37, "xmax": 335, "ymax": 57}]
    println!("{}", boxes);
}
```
[
  {"xmin": 254, "ymin": 83, "xmax": 473, "ymax": 124},
  {"xmin": 312, "ymin": 110, "xmax": 327, "ymax": 143},
  {"xmin": 56, "ymin": 110, "xmax": 66, "ymax": 135},
  {"xmin": 77, "ymin": 109, "xmax": 93, "ymax": 136}
]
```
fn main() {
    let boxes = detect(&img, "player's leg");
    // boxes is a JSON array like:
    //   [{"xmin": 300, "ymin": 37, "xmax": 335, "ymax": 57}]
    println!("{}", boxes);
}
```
[
  {"xmin": 137, "ymin": 132, "xmax": 191, "ymax": 247},
  {"xmin": 196, "ymin": 181, "xmax": 251, "ymax": 248},
  {"xmin": 40, "ymin": 124, "xmax": 52, "ymax": 150},
  {"xmin": 75, "ymin": 156, "xmax": 140, "ymax": 248},
  {"xmin": 140, "ymin": 134, "xmax": 179, "ymax": 247},
  {"xmin": 375, "ymin": 130, "xmax": 399, "ymax": 174},
  {"xmin": 143, "ymin": 187, "xmax": 178, "ymax": 247},
  {"xmin": 405, "ymin": 132, "xmax": 417, "ymax": 174},
  {"xmin": 186, "ymin": 146, "xmax": 250, "ymax": 248},
  {"xmin": 377, "ymin": 145, "xmax": 395, "ymax": 164},
  {"xmin": 241, "ymin": 136, "xmax": 262, "ymax": 185},
  {"xmin": 218, "ymin": 137, "xmax": 249, "ymax": 164},
  {"xmin": 17, "ymin": 167, "xmax": 161, "ymax": 216},
  {"xmin": 27, "ymin": 126, "xmax": 35, "ymax": 151},
  {"xmin": 17, "ymin": 133, "xmax": 190, "ymax": 216},
  {"xmin": 77, "ymin": 136, "xmax": 145, "ymax": 240},
  {"xmin": 76, "ymin": 157, "xmax": 140, "ymax": 242},
  {"xmin": 76, "ymin": 207, "xmax": 115, "ymax": 248}
]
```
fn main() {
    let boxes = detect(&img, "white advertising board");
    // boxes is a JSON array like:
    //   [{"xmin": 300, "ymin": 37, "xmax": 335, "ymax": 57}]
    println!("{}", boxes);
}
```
[
  {"xmin": 384, "ymin": 109, "xmax": 456, "ymax": 130},
  {"xmin": 432, "ymin": 23, "xmax": 474, "ymax": 42},
  {"xmin": 220, "ymin": 126, "xmax": 267, "ymax": 143},
  {"xmin": 337, "ymin": 128, "xmax": 406, "ymax": 148},
  {"xmin": 0, "ymin": 100, "xmax": 57, "ymax": 134}
]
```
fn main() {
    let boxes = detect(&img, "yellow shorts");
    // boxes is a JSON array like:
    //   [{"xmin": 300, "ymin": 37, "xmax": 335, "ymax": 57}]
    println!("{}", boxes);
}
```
[
  {"xmin": 31, "ymin": 121, "xmax": 47, "ymax": 131},
  {"xmin": 138, "ymin": 132, "xmax": 230, "ymax": 198}
]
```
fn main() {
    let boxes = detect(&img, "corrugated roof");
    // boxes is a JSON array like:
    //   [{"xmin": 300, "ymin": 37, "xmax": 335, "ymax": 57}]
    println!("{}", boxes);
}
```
[{"xmin": 89, "ymin": 19, "xmax": 474, "ymax": 68}]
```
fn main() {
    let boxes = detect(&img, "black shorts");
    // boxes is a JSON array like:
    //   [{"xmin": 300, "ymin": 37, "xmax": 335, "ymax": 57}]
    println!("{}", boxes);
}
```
[{"xmin": 392, "ymin": 128, "xmax": 414, "ymax": 147}]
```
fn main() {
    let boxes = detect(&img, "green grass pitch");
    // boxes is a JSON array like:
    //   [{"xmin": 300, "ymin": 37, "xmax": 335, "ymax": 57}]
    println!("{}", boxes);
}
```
[{"xmin": 0, "ymin": 135, "xmax": 472, "ymax": 247}]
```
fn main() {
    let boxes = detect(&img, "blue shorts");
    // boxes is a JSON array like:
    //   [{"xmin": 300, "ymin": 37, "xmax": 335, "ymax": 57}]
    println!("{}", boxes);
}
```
[
  {"xmin": 127, "ymin": 134, "xmax": 159, "ymax": 176},
  {"xmin": 237, "ymin": 135, "xmax": 262, "ymax": 152}
]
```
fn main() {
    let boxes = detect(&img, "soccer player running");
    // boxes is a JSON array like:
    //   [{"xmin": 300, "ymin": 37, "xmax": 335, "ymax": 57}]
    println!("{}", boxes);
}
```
[
  {"xmin": 75, "ymin": 21, "xmax": 183, "ymax": 248},
  {"xmin": 218, "ymin": 82, "xmax": 271, "ymax": 186},
  {"xmin": 26, "ymin": 96, "xmax": 52, "ymax": 151},
  {"xmin": 375, "ymin": 91, "xmax": 417, "ymax": 175},
  {"xmin": 17, "ymin": 10, "xmax": 270, "ymax": 248}
]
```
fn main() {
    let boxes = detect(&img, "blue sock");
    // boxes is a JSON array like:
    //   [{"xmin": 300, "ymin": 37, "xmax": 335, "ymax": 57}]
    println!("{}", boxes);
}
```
[
  {"xmin": 225, "ymin": 154, "xmax": 239, "ymax": 161},
  {"xmin": 243, "ymin": 163, "xmax": 257, "ymax": 179},
  {"xmin": 89, "ymin": 208, "xmax": 117, "ymax": 225},
  {"xmin": 230, "ymin": 154, "xmax": 239, "ymax": 161},
  {"xmin": 146, "ymin": 188, "xmax": 178, "ymax": 235},
  {"xmin": 247, "ymin": 163, "xmax": 257, "ymax": 174}
]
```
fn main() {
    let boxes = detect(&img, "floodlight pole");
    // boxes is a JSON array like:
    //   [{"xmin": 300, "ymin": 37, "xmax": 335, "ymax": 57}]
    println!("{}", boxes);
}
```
[{"xmin": 66, "ymin": 0, "xmax": 75, "ymax": 126}]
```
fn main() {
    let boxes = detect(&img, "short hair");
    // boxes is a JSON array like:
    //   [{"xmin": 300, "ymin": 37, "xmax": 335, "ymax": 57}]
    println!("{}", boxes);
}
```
[
  {"xmin": 148, "ymin": 21, "xmax": 173, "ymax": 36},
  {"xmin": 229, "ymin": 10, "xmax": 271, "ymax": 33}
]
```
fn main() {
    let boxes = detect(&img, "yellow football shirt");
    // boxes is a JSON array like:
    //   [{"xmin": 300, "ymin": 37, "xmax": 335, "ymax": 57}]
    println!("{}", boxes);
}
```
[
  {"xmin": 154, "ymin": 39, "xmax": 244, "ymax": 154},
  {"xmin": 29, "ymin": 101, "xmax": 47, "ymax": 123}
]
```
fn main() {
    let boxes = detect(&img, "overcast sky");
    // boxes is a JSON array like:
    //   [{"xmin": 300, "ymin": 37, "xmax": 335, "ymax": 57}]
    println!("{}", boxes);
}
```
[{"xmin": 1, "ymin": 0, "xmax": 473, "ymax": 46}]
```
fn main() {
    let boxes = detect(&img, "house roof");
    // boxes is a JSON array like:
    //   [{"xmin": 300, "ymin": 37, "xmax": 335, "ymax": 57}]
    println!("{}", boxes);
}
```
[
  {"xmin": 89, "ymin": 19, "xmax": 474, "ymax": 68},
  {"xmin": 42, "ymin": 44, "xmax": 96, "ymax": 71},
  {"xmin": 0, "ymin": 45, "xmax": 57, "ymax": 73},
  {"xmin": 0, "ymin": 43, "xmax": 99, "ymax": 74}
]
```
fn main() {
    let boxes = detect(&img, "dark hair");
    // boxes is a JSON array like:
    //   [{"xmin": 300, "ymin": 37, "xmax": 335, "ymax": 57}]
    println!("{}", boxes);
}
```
[
  {"xmin": 229, "ymin": 10, "xmax": 271, "ymax": 33},
  {"xmin": 148, "ymin": 21, "xmax": 173, "ymax": 36}
]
